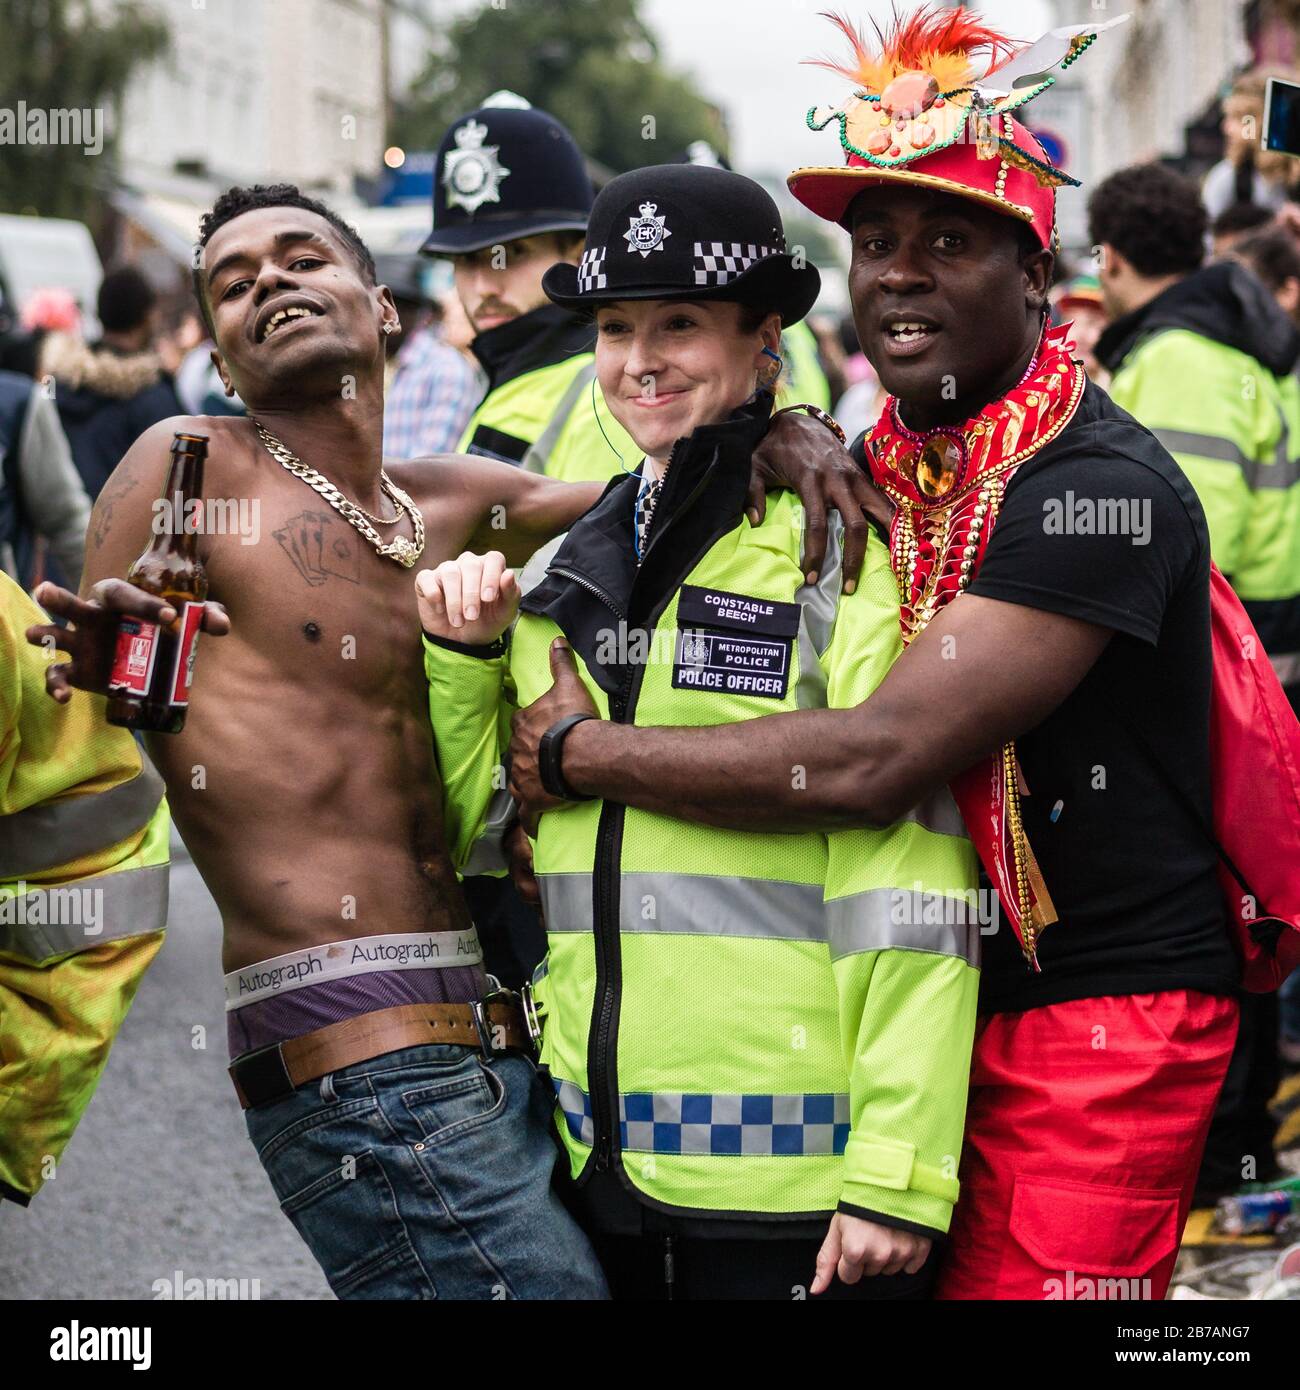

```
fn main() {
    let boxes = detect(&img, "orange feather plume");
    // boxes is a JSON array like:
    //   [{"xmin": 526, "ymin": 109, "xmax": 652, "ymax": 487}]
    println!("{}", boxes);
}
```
[{"xmin": 807, "ymin": 5, "xmax": 1023, "ymax": 94}]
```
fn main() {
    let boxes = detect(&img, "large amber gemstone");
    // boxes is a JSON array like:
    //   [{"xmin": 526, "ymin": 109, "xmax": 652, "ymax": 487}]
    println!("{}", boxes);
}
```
[
  {"xmin": 880, "ymin": 70, "xmax": 940, "ymax": 119},
  {"xmin": 915, "ymin": 434, "xmax": 963, "ymax": 498},
  {"xmin": 867, "ymin": 127, "xmax": 892, "ymax": 155}
]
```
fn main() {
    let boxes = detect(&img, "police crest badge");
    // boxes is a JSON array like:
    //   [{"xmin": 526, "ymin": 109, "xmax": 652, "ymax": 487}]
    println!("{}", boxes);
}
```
[
  {"xmin": 624, "ymin": 202, "xmax": 671, "ymax": 257},
  {"xmin": 681, "ymin": 634, "xmax": 710, "ymax": 665},
  {"xmin": 443, "ymin": 118, "xmax": 511, "ymax": 215}
]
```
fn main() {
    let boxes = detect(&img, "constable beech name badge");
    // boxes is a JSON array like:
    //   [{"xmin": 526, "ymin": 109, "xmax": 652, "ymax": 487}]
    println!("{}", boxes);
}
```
[{"xmin": 672, "ymin": 584, "xmax": 799, "ymax": 701}]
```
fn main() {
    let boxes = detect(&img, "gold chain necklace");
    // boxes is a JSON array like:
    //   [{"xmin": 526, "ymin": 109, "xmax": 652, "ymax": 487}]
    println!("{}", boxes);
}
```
[{"xmin": 253, "ymin": 420, "xmax": 425, "ymax": 569}]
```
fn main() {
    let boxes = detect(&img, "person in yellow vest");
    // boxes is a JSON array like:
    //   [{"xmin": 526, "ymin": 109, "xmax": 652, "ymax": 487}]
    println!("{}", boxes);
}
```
[
  {"xmin": 423, "ymin": 93, "xmax": 634, "ymax": 485},
  {"xmin": 417, "ymin": 164, "xmax": 979, "ymax": 1299},
  {"xmin": 1, "ymin": 571, "xmax": 179, "ymax": 1205},
  {"xmin": 422, "ymin": 93, "xmax": 638, "ymax": 988}
]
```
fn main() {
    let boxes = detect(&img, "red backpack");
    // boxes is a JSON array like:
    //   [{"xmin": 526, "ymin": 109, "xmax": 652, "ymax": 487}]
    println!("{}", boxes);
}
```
[{"xmin": 1131, "ymin": 567, "xmax": 1300, "ymax": 991}]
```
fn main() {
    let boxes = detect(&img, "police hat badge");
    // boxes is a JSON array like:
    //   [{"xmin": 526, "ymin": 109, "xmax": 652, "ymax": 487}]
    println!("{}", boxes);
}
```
[
  {"xmin": 624, "ymin": 202, "xmax": 671, "ymax": 258},
  {"xmin": 442, "ymin": 118, "xmax": 511, "ymax": 216}
]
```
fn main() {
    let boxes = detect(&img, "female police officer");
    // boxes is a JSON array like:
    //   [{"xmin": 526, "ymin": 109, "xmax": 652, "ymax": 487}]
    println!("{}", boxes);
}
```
[{"xmin": 415, "ymin": 164, "xmax": 979, "ymax": 1299}]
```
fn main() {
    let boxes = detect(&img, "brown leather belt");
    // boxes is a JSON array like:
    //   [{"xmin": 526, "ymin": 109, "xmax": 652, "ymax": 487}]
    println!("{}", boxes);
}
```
[{"xmin": 229, "ymin": 997, "xmax": 530, "ymax": 1110}]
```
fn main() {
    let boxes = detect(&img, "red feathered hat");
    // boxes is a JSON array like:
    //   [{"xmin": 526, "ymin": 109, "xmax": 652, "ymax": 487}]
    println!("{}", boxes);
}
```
[{"xmin": 788, "ymin": 6, "xmax": 1127, "ymax": 251}]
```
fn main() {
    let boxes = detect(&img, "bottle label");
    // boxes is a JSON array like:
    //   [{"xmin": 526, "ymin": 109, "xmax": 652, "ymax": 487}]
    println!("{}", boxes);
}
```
[
  {"xmin": 108, "ymin": 618, "xmax": 160, "ymax": 697},
  {"xmin": 168, "ymin": 601, "xmax": 204, "ymax": 706},
  {"xmin": 107, "ymin": 602, "xmax": 204, "ymax": 704}
]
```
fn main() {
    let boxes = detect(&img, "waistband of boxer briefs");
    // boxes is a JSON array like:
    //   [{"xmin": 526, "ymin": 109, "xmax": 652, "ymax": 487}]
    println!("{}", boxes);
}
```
[{"xmin": 224, "ymin": 928, "xmax": 483, "ymax": 1010}]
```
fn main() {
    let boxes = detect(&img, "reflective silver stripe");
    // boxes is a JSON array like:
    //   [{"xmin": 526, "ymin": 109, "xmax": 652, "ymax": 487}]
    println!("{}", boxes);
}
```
[
  {"xmin": 0, "ymin": 862, "xmax": 169, "ymax": 961},
  {"xmin": 620, "ymin": 873, "xmax": 825, "ymax": 938},
  {"xmin": 1155, "ymin": 427, "xmax": 1300, "ymax": 491},
  {"xmin": 537, "ymin": 873, "xmax": 592, "ymax": 930},
  {"xmin": 520, "ymin": 361, "xmax": 598, "ymax": 476},
  {"xmin": 538, "ymin": 870, "xmax": 826, "ymax": 940},
  {"xmin": 826, "ymin": 887, "xmax": 983, "ymax": 966},
  {"xmin": 0, "ymin": 763, "xmax": 165, "ymax": 879},
  {"xmin": 1262, "ymin": 402, "xmax": 1300, "ymax": 489},
  {"xmin": 901, "ymin": 786, "xmax": 968, "ymax": 839},
  {"xmin": 794, "ymin": 515, "xmax": 842, "ymax": 709},
  {"xmin": 1153, "ymin": 428, "xmax": 1251, "ymax": 471},
  {"xmin": 1261, "ymin": 452, "xmax": 1300, "ymax": 489},
  {"xmin": 462, "ymin": 786, "xmax": 516, "ymax": 877}
]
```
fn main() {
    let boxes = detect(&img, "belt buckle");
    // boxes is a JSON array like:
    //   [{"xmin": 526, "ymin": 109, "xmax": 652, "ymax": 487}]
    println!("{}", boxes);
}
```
[
  {"xmin": 520, "ymin": 980, "xmax": 543, "ymax": 1045},
  {"xmin": 473, "ymin": 987, "xmax": 516, "ymax": 1057}
]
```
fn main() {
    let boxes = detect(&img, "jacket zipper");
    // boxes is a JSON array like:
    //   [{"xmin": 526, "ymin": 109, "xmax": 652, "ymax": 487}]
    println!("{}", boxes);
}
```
[
  {"xmin": 544, "ymin": 562, "xmax": 625, "ymax": 1170},
  {"xmin": 571, "ymin": 446, "xmax": 727, "ymax": 1181},
  {"xmin": 547, "ymin": 566, "xmax": 625, "ymax": 622}
]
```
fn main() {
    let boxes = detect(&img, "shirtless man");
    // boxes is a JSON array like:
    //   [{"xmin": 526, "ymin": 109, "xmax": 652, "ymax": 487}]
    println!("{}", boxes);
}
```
[{"xmin": 26, "ymin": 184, "xmax": 871, "ymax": 1299}]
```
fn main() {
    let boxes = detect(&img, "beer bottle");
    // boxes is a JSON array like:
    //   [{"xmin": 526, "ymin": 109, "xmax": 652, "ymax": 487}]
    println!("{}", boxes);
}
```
[{"xmin": 106, "ymin": 432, "xmax": 209, "ymax": 734}]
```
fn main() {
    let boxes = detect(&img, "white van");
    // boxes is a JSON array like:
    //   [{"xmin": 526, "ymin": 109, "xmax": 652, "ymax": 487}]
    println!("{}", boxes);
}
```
[{"xmin": 0, "ymin": 213, "xmax": 103, "ymax": 333}]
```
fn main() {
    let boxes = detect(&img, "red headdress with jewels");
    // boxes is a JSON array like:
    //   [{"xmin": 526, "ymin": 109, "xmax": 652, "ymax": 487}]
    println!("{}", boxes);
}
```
[{"xmin": 788, "ymin": 6, "xmax": 1128, "ymax": 250}]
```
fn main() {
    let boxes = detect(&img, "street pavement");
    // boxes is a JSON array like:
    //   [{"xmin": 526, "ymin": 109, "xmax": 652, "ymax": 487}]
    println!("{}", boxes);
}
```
[{"xmin": 0, "ymin": 832, "xmax": 332, "ymax": 1300}]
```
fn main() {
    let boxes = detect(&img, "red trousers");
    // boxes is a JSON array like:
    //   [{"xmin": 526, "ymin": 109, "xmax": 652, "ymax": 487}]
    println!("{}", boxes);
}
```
[{"xmin": 937, "ymin": 990, "xmax": 1239, "ymax": 1300}]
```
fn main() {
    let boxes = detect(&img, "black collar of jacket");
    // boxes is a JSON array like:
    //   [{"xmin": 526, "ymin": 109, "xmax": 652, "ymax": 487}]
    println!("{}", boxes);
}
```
[
  {"xmin": 469, "ymin": 302, "xmax": 595, "ymax": 393},
  {"xmin": 521, "ymin": 393, "xmax": 774, "ymax": 700},
  {"xmin": 1094, "ymin": 260, "xmax": 1300, "ymax": 377}
]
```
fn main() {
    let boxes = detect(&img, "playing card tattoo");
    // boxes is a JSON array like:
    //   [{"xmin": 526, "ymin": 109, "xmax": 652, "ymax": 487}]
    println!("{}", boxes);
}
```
[{"xmin": 272, "ymin": 510, "xmax": 361, "ymax": 586}]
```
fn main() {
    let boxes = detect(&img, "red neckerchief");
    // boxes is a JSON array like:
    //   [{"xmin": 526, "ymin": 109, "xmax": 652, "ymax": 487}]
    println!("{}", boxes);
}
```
[{"xmin": 864, "ymin": 322, "xmax": 1087, "ymax": 966}]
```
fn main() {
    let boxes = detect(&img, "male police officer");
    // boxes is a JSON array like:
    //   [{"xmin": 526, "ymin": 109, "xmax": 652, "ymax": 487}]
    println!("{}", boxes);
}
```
[{"xmin": 423, "ymin": 93, "xmax": 633, "ymax": 484}]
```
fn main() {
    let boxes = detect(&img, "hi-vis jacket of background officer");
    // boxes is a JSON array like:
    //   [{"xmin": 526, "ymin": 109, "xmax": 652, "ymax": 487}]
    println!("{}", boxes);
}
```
[
  {"xmin": 426, "ymin": 397, "xmax": 981, "ymax": 1237},
  {"xmin": 0, "ymin": 572, "xmax": 169, "ymax": 1205},
  {"xmin": 1101, "ymin": 262, "xmax": 1300, "ymax": 695},
  {"xmin": 458, "ymin": 302, "xmax": 635, "ymax": 485}
]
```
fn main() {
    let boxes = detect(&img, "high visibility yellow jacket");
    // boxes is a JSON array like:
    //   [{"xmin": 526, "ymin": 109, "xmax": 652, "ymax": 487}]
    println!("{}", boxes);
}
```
[
  {"xmin": 1102, "ymin": 264, "xmax": 1300, "ymax": 691},
  {"xmin": 427, "ymin": 397, "xmax": 980, "ymax": 1236},
  {"xmin": 459, "ymin": 303, "xmax": 634, "ymax": 484},
  {"xmin": 774, "ymin": 319, "xmax": 833, "ymax": 414},
  {"xmin": 0, "ymin": 572, "xmax": 169, "ymax": 1205}
]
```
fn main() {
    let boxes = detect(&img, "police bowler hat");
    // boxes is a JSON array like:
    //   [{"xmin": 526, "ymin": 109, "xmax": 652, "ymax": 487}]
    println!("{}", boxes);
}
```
[
  {"xmin": 422, "ymin": 98, "xmax": 593, "ymax": 256},
  {"xmin": 543, "ymin": 164, "xmax": 820, "ymax": 326}
]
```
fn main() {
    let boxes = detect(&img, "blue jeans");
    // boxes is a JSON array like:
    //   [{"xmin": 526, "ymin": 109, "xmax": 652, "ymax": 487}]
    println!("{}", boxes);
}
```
[{"xmin": 244, "ymin": 1043, "xmax": 608, "ymax": 1300}]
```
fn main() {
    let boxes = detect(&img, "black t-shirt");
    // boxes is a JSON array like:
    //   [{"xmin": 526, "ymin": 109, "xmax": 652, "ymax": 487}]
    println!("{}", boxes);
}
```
[{"xmin": 961, "ymin": 379, "xmax": 1238, "ymax": 1011}]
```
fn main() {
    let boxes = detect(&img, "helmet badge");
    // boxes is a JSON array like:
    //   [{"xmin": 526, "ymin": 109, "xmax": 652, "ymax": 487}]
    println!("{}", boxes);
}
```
[{"xmin": 443, "ymin": 119, "xmax": 511, "ymax": 215}]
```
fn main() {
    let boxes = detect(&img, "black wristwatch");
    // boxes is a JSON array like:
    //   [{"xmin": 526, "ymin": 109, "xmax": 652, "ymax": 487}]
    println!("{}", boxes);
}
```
[{"xmin": 539, "ymin": 713, "xmax": 598, "ymax": 801}]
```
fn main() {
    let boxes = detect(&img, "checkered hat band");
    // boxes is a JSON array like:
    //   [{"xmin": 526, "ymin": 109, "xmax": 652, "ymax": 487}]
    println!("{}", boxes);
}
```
[
  {"xmin": 553, "ymin": 1078, "xmax": 850, "ymax": 1156},
  {"xmin": 693, "ymin": 241, "xmax": 782, "ymax": 287},
  {"xmin": 577, "ymin": 246, "xmax": 607, "ymax": 293}
]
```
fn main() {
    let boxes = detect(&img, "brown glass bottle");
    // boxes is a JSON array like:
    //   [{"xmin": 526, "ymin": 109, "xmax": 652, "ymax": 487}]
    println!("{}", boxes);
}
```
[{"xmin": 106, "ymin": 432, "xmax": 209, "ymax": 734}]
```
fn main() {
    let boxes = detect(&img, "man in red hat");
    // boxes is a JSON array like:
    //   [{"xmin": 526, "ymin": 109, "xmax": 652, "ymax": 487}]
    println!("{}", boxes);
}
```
[{"xmin": 504, "ymin": 8, "xmax": 1244, "ymax": 1299}]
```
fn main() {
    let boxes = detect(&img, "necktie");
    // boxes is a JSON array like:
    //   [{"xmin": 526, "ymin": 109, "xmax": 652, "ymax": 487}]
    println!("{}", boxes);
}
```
[{"xmin": 634, "ymin": 474, "xmax": 664, "ymax": 560}]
